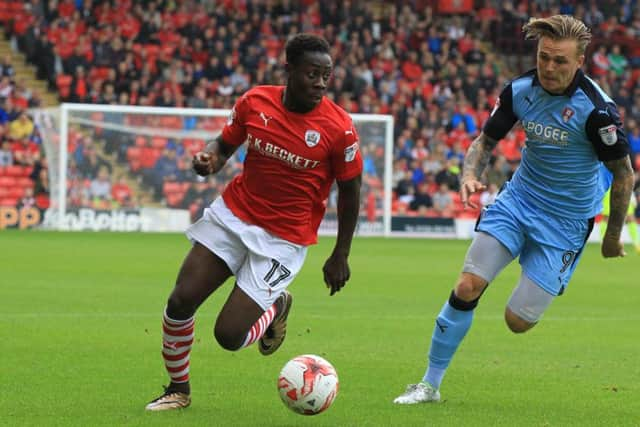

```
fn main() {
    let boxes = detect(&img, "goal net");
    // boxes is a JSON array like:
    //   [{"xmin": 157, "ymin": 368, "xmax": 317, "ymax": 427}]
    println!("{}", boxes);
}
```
[{"xmin": 34, "ymin": 104, "xmax": 393, "ymax": 235}]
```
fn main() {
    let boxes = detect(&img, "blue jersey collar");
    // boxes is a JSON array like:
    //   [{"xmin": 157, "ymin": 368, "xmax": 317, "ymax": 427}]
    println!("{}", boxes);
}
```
[{"xmin": 532, "ymin": 68, "xmax": 583, "ymax": 97}]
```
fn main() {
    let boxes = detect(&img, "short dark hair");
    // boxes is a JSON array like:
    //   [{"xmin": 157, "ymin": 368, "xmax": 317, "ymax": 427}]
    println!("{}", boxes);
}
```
[{"xmin": 285, "ymin": 33, "xmax": 330, "ymax": 67}]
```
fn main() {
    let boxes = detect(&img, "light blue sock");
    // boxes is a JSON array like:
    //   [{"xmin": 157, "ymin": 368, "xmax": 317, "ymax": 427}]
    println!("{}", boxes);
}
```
[{"xmin": 422, "ymin": 300, "xmax": 474, "ymax": 389}]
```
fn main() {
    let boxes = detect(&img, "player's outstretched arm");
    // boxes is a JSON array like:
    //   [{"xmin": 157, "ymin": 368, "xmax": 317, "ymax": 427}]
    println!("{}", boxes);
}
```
[
  {"xmin": 323, "ymin": 175, "xmax": 361, "ymax": 296},
  {"xmin": 192, "ymin": 136, "xmax": 238, "ymax": 176},
  {"xmin": 460, "ymin": 132, "xmax": 499, "ymax": 208},
  {"xmin": 601, "ymin": 155, "xmax": 634, "ymax": 258}
]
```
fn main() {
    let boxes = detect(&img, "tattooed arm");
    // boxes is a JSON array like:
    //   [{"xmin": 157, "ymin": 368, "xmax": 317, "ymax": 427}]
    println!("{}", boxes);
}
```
[
  {"xmin": 460, "ymin": 132, "xmax": 500, "ymax": 208},
  {"xmin": 602, "ymin": 155, "xmax": 634, "ymax": 258}
]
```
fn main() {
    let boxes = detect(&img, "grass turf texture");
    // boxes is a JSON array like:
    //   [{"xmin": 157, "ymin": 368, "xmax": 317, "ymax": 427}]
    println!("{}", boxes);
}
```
[{"xmin": 1, "ymin": 230, "xmax": 638, "ymax": 427}]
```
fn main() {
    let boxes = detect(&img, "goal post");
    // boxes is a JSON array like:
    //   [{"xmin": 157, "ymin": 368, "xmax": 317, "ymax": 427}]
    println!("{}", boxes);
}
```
[{"xmin": 34, "ymin": 103, "xmax": 394, "ymax": 236}]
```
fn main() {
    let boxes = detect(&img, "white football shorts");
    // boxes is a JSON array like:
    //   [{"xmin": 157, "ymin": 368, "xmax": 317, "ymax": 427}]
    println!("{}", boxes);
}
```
[{"xmin": 186, "ymin": 197, "xmax": 308, "ymax": 310}]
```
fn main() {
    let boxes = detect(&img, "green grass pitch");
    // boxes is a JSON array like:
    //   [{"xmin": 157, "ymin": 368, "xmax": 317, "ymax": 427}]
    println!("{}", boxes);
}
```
[{"xmin": 1, "ymin": 231, "xmax": 638, "ymax": 426}]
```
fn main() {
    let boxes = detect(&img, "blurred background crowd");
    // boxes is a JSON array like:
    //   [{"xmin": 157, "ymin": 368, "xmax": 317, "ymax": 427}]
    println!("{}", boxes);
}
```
[{"xmin": 0, "ymin": 0, "xmax": 638, "ymax": 223}]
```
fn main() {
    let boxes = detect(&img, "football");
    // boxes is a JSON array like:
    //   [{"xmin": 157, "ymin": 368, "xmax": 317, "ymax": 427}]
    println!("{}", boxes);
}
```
[{"xmin": 277, "ymin": 354, "xmax": 339, "ymax": 415}]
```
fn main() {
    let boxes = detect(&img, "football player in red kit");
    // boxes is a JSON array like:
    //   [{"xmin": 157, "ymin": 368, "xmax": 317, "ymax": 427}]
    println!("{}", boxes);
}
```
[{"xmin": 146, "ymin": 33, "xmax": 363, "ymax": 411}]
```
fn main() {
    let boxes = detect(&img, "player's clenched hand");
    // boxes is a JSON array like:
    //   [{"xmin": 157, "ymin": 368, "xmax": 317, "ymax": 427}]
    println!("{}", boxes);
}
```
[
  {"xmin": 460, "ymin": 178, "xmax": 486, "ymax": 209},
  {"xmin": 601, "ymin": 235, "xmax": 626, "ymax": 258},
  {"xmin": 322, "ymin": 253, "xmax": 351, "ymax": 296},
  {"xmin": 192, "ymin": 151, "xmax": 220, "ymax": 176}
]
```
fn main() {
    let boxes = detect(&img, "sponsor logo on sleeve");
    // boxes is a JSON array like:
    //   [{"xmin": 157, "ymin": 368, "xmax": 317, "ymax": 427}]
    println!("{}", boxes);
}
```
[
  {"xmin": 304, "ymin": 130, "xmax": 321, "ymax": 147},
  {"xmin": 598, "ymin": 125, "xmax": 618, "ymax": 146},
  {"xmin": 344, "ymin": 142, "xmax": 359, "ymax": 162}
]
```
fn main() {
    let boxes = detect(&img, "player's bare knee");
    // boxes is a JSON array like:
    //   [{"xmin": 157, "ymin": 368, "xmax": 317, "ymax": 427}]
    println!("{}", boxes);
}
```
[
  {"xmin": 213, "ymin": 323, "xmax": 243, "ymax": 351},
  {"xmin": 166, "ymin": 292, "xmax": 196, "ymax": 320},
  {"xmin": 504, "ymin": 308, "xmax": 536, "ymax": 333},
  {"xmin": 454, "ymin": 273, "xmax": 487, "ymax": 301}
]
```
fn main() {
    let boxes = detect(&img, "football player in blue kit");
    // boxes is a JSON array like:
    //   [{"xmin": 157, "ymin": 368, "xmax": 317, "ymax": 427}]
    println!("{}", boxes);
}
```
[{"xmin": 394, "ymin": 15, "xmax": 635, "ymax": 404}]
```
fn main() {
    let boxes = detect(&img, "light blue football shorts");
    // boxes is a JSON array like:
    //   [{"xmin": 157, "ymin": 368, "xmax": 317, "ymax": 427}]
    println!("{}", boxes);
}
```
[{"xmin": 476, "ymin": 185, "xmax": 594, "ymax": 296}]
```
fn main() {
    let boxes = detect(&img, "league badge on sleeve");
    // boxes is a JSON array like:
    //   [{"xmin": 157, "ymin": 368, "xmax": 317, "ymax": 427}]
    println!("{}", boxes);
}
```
[
  {"xmin": 598, "ymin": 125, "xmax": 618, "ymax": 146},
  {"xmin": 304, "ymin": 130, "xmax": 321, "ymax": 147},
  {"xmin": 562, "ymin": 107, "xmax": 574, "ymax": 123},
  {"xmin": 344, "ymin": 142, "xmax": 359, "ymax": 162}
]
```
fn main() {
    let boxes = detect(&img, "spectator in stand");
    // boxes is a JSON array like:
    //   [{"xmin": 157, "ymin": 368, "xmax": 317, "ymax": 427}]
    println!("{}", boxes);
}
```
[
  {"xmin": 11, "ymin": 139, "xmax": 40, "ymax": 167},
  {"xmin": 479, "ymin": 182, "xmax": 499, "ymax": 207},
  {"xmin": 89, "ymin": 166, "xmax": 113, "ymax": 203},
  {"xmin": 111, "ymin": 174, "xmax": 134, "ymax": 207},
  {"xmin": 0, "ymin": 140, "xmax": 13, "ymax": 166},
  {"xmin": 0, "ymin": 55, "xmax": 15, "ymax": 78},
  {"xmin": 485, "ymin": 156, "xmax": 509, "ymax": 188},
  {"xmin": 626, "ymin": 119, "xmax": 640, "ymax": 167},
  {"xmin": 77, "ymin": 146, "xmax": 111, "ymax": 179},
  {"xmin": 0, "ymin": 76, "xmax": 13, "ymax": 100},
  {"xmin": 607, "ymin": 44, "xmax": 628, "ymax": 76},
  {"xmin": 181, "ymin": 178, "xmax": 215, "ymax": 221},
  {"xmin": 8, "ymin": 111, "xmax": 34, "ymax": 141},
  {"xmin": 410, "ymin": 182, "xmax": 434, "ymax": 213},
  {"xmin": 395, "ymin": 169, "xmax": 414, "ymax": 199},
  {"xmin": 69, "ymin": 65, "xmax": 89, "ymax": 103},
  {"xmin": 591, "ymin": 44, "xmax": 611, "ymax": 78},
  {"xmin": 147, "ymin": 147, "xmax": 180, "ymax": 199},
  {"xmin": 432, "ymin": 183, "xmax": 454, "ymax": 217},
  {"xmin": 435, "ymin": 158, "xmax": 461, "ymax": 192},
  {"xmin": 18, "ymin": 187, "xmax": 36, "ymax": 209}
]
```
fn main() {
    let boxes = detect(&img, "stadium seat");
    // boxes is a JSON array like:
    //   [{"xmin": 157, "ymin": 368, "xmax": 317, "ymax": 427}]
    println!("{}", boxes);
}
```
[
  {"xmin": 0, "ymin": 176, "xmax": 16, "ymax": 187},
  {"xmin": 17, "ymin": 177, "xmax": 34, "ymax": 188},
  {"xmin": 163, "ymin": 181, "xmax": 182, "ymax": 195},
  {"xmin": 8, "ymin": 187, "xmax": 25, "ymax": 198},
  {"xmin": 126, "ymin": 146, "xmax": 142, "ymax": 161},
  {"xmin": 165, "ymin": 191, "xmax": 184, "ymax": 207},
  {"xmin": 0, "ymin": 2, "xmax": 10, "ymax": 23},
  {"xmin": 151, "ymin": 137, "xmax": 168, "ymax": 149},
  {"xmin": 0, "ymin": 197, "xmax": 18, "ymax": 206},
  {"xmin": 134, "ymin": 136, "xmax": 147, "ymax": 147},
  {"xmin": 4, "ymin": 165, "xmax": 28, "ymax": 177}
]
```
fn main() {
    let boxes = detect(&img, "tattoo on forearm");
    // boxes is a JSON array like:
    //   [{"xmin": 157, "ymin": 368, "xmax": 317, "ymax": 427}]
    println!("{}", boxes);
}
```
[
  {"xmin": 463, "ymin": 133, "xmax": 499, "ymax": 179},
  {"xmin": 604, "ymin": 156, "xmax": 634, "ymax": 237}
]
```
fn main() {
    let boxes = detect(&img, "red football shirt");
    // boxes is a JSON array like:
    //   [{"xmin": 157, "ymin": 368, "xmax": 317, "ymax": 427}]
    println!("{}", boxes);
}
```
[{"xmin": 221, "ymin": 85, "xmax": 363, "ymax": 245}]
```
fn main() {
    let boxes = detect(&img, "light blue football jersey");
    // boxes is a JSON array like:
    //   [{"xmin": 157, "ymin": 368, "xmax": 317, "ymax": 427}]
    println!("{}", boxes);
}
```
[{"xmin": 484, "ymin": 69, "xmax": 630, "ymax": 219}]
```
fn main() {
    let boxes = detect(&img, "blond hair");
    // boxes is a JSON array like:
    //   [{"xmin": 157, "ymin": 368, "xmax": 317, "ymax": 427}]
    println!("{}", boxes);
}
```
[{"xmin": 523, "ymin": 15, "xmax": 592, "ymax": 56}]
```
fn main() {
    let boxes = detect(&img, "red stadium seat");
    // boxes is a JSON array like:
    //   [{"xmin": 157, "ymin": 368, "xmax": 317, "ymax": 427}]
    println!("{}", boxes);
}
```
[
  {"xmin": 165, "ymin": 192, "xmax": 184, "ymax": 207},
  {"xmin": 17, "ymin": 177, "xmax": 34, "ymax": 188},
  {"xmin": 0, "ymin": 2, "xmax": 10, "ymax": 23},
  {"xmin": 8, "ymin": 186, "xmax": 25, "ymax": 198},
  {"xmin": 4, "ymin": 165, "xmax": 27, "ymax": 177},
  {"xmin": 151, "ymin": 137, "xmax": 168, "ymax": 149},
  {"xmin": 0, "ymin": 197, "xmax": 18, "ymax": 206},
  {"xmin": 126, "ymin": 146, "xmax": 142, "ymax": 161},
  {"xmin": 0, "ymin": 176, "xmax": 16, "ymax": 187},
  {"xmin": 163, "ymin": 181, "xmax": 181, "ymax": 195}
]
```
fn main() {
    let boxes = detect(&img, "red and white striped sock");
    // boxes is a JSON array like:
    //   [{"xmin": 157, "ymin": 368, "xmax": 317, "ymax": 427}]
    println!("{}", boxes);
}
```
[
  {"xmin": 240, "ymin": 304, "xmax": 276, "ymax": 348},
  {"xmin": 162, "ymin": 309, "xmax": 195, "ymax": 384}
]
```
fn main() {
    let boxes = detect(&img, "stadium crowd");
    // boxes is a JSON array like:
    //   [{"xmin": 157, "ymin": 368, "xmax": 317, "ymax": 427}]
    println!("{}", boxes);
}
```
[{"xmin": 0, "ymin": 0, "xmax": 639, "ymax": 223}]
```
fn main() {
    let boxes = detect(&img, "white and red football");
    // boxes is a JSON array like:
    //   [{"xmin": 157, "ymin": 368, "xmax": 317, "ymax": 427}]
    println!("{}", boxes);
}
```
[{"xmin": 277, "ymin": 354, "xmax": 339, "ymax": 415}]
